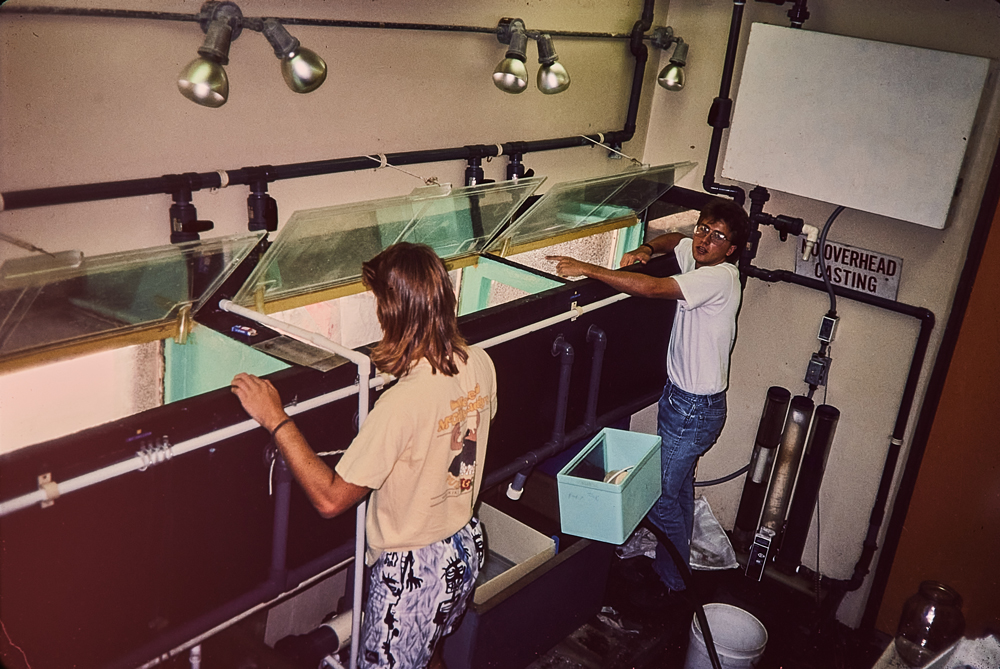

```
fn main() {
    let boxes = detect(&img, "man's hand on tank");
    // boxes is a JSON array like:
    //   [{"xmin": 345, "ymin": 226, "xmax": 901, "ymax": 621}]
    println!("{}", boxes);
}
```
[
  {"xmin": 546, "ymin": 255, "xmax": 592, "ymax": 278},
  {"xmin": 619, "ymin": 247, "xmax": 652, "ymax": 267}
]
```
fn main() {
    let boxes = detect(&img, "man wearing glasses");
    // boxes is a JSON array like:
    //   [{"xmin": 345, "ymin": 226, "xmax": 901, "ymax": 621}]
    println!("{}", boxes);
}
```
[{"xmin": 547, "ymin": 198, "xmax": 749, "ymax": 608}]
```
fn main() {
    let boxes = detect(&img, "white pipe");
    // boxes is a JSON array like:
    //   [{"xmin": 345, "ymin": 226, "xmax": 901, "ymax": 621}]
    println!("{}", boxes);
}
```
[
  {"xmin": 135, "ymin": 556, "xmax": 355, "ymax": 669},
  {"xmin": 478, "ymin": 293, "xmax": 630, "ymax": 350},
  {"xmin": 218, "ymin": 300, "xmax": 371, "ymax": 669},
  {"xmin": 0, "ymin": 381, "xmax": 386, "ymax": 518}
]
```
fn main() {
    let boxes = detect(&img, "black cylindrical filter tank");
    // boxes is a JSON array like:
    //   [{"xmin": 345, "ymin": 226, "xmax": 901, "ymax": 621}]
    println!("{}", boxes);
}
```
[
  {"xmin": 758, "ymin": 395, "xmax": 814, "ymax": 539},
  {"xmin": 775, "ymin": 404, "xmax": 840, "ymax": 573},
  {"xmin": 733, "ymin": 386, "xmax": 791, "ymax": 549}
]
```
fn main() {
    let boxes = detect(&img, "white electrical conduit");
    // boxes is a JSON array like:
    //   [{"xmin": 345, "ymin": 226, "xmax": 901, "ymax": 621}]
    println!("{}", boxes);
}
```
[{"xmin": 0, "ymin": 291, "xmax": 633, "ymax": 666}]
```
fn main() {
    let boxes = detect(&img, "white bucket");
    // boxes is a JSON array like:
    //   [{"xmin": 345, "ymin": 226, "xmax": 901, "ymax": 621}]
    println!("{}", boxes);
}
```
[{"xmin": 682, "ymin": 603, "xmax": 768, "ymax": 669}]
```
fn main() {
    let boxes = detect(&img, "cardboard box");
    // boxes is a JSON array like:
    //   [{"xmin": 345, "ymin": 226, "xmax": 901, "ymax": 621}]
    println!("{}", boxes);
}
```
[
  {"xmin": 473, "ymin": 502, "xmax": 556, "ymax": 605},
  {"xmin": 556, "ymin": 428, "xmax": 661, "ymax": 544}
]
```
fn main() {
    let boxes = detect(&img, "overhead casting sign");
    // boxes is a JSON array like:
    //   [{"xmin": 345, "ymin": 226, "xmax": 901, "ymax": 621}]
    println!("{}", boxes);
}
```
[{"xmin": 794, "ymin": 238, "xmax": 902, "ymax": 301}]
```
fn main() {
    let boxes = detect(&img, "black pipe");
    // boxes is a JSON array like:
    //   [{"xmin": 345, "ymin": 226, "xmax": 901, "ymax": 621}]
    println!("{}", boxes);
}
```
[
  {"xmin": 583, "ymin": 325, "xmax": 607, "ymax": 432},
  {"xmin": 1, "ymin": 0, "xmax": 657, "ymax": 215},
  {"xmin": 775, "ymin": 404, "xmax": 839, "ymax": 573},
  {"xmin": 622, "ymin": 0, "xmax": 655, "ymax": 141},
  {"xmin": 640, "ymin": 518, "xmax": 724, "ymax": 669},
  {"xmin": 483, "ymin": 390, "xmax": 661, "ymax": 490},
  {"xmin": 745, "ymin": 264, "xmax": 935, "ymax": 614},
  {"xmin": 270, "ymin": 456, "xmax": 293, "ymax": 581},
  {"xmin": 5, "ymin": 5, "xmax": 636, "ymax": 40},
  {"xmin": 733, "ymin": 386, "xmax": 791, "ymax": 549},
  {"xmin": 505, "ymin": 336, "xmax": 574, "ymax": 496},
  {"xmin": 702, "ymin": 1, "xmax": 747, "ymax": 205}
]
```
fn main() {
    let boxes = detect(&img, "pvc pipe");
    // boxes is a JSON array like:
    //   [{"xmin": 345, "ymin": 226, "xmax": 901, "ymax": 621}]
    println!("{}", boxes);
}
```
[
  {"xmin": 127, "ymin": 555, "xmax": 354, "ymax": 669},
  {"xmin": 583, "ymin": 325, "xmax": 607, "ymax": 431},
  {"xmin": 478, "ymin": 293, "xmax": 629, "ymax": 350},
  {"xmin": 733, "ymin": 386, "xmax": 791, "ymax": 549},
  {"xmin": 507, "ymin": 336, "xmax": 574, "ymax": 499},
  {"xmin": 218, "ymin": 300, "xmax": 371, "ymax": 669},
  {"xmin": 0, "ymin": 380, "xmax": 382, "ymax": 518}
]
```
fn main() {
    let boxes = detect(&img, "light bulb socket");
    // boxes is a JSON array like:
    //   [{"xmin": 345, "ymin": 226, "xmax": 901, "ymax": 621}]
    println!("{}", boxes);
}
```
[
  {"xmin": 536, "ymin": 34, "xmax": 559, "ymax": 66},
  {"xmin": 197, "ymin": 19, "xmax": 234, "ymax": 64},
  {"xmin": 670, "ymin": 40, "xmax": 688, "ymax": 66},
  {"xmin": 262, "ymin": 18, "xmax": 300, "ymax": 59},
  {"xmin": 506, "ymin": 29, "xmax": 528, "ymax": 62},
  {"xmin": 193, "ymin": 1, "xmax": 243, "ymax": 64}
]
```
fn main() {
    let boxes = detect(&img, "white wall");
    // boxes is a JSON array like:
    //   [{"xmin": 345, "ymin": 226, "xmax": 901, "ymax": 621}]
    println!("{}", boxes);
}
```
[{"xmin": 644, "ymin": 0, "xmax": 1000, "ymax": 627}]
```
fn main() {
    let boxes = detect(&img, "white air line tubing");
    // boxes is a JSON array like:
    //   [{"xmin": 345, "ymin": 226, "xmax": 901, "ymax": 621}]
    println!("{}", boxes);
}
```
[{"xmin": 0, "ymin": 292, "xmax": 630, "ymax": 518}]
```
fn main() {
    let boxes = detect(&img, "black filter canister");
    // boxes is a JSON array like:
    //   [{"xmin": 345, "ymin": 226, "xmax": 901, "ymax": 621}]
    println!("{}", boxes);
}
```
[{"xmin": 733, "ymin": 386, "xmax": 791, "ymax": 550}]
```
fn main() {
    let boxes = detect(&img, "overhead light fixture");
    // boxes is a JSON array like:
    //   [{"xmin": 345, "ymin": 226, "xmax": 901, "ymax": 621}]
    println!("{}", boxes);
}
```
[
  {"xmin": 261, "ymin": 19, "xmax": 328, "ymax": 94},
  {"xmin": 658, "ymin": 40, "xmax": 687, "ymax": 91},
  {"xmin": 177, "ymin": 1, "xmax": 244, "ymax": 108},
  {"xmin": 493, "ymin": 18, "xmax": 529, "ymax": 94},
  {"xmin": 494, "ymin": 19, "xmax": 571, "ymax": 95},
  {"xmin": 651, "ymin": 26, "xmax": 689, "ymax": 92},
  {"xmin": 535, "ymin": 34, "xmax": 570, "ymax": 94}
]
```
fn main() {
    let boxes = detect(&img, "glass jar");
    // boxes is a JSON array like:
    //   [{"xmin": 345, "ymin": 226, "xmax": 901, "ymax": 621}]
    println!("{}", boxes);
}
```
[{"xmin": 894, "ymin": 580, "xmax": 965, "ymax": 667}]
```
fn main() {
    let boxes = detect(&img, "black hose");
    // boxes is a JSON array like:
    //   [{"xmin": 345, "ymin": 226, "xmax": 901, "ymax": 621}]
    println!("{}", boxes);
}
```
[
  {"xmin": 695, "ymin": 462, "xmax": 750, "ymax": 487},
  {"xmin": 640, "ymin": 518, "xmax": 724, "ymax": 669},
  {"xmin": 816, "ymin": 205, "xmax": 846, "ymax": 316}
]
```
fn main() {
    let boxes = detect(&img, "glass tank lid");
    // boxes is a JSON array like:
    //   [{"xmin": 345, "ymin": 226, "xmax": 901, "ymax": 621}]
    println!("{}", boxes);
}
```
[
  {"xmin": 485, "ymin": 161, "xmax": 697, "ymax": 255},
  {"xmin": 232, "ymin": 177, "xmax": 546, "ymax": 311},
  {"xmin": 0, "ymin": 232, "xmax": 265, "ymax": 364}
]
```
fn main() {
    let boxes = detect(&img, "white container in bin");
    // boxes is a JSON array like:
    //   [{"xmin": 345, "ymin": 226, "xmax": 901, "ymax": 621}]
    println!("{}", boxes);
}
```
[{"xmin": 556, "ymin": 428, "xmax": 661, "ymax": 544}]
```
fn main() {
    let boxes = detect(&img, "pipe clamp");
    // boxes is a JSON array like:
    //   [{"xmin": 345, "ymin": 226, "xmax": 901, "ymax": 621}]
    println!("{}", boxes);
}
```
[{"xmin": 38, "ymin": 473, "xmax": 60, "ymax": 508}]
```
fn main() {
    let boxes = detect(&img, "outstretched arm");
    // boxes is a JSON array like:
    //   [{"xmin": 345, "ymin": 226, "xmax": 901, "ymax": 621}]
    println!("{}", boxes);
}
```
[
  {"xmin": 619, "ymin": 232, "xmax": 686, "ymax": 267},
  {"xmin": 546, "ymin": 255, "xmax": 685, "ymax": 300},
  {"xmin": 231, "ymin": 373, "xmax": 370, "ymax": 519}
]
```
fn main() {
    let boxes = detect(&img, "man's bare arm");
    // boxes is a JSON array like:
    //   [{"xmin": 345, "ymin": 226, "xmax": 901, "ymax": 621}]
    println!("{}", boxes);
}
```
[
  {"xmin": 546, "ymin": 255, "xmax": 685, "ymax": 300},
  {"xmin": 620, "ymin": 232, "xmax": 686, "ymax": 267}
]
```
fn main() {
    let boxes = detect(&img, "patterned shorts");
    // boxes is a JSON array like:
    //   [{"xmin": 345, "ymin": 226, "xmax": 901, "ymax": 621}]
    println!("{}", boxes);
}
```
[{"xmin": 360, "ymin": 518, "xmax": 485, "ymax": 669}]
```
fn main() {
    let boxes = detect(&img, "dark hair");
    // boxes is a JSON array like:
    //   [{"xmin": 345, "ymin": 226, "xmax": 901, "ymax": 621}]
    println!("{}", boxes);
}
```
[
  {"xmin": 699, "ymin": 198, "xmax": 750, "ymax": 264},
  {"xmin": 362, "ymin": 242, "xmax": 468, "ymax": 377}
]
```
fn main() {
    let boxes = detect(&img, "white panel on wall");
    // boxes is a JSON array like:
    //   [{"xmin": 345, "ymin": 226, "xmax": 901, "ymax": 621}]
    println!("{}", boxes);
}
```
[{"xmin": 722, "ymin": 23, "xmax": 990, "ymax": 229}]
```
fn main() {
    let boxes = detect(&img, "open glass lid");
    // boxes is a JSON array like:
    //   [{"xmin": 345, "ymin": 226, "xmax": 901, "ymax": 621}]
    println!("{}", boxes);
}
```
[
  {"xmin": 0, "ymin": 233, "xmax": 265, "ymax": 361},
  {"xmin": 232, "ymin": 177, "xmax": 546, "ymax": 312},
  {"xmin": 485, "ymin": 161, "xmax": 697, "ymax": 255}
]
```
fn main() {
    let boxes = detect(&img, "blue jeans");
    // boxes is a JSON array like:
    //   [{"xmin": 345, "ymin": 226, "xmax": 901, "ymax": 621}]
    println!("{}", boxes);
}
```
[{"xmin": 650, "ymin": 379, "xmax": 727, "ymax": 591}]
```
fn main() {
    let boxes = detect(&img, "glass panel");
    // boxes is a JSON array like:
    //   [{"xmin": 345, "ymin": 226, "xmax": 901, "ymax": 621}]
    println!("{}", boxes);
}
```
[
  {"xmin": 0, "ymin": 233, "xmax": 264, "ymax": 358},
  {"xmin": 486, "ymin": 162, "xmax": 697, "ymax": 253},
  {"xmin": 233, "ymin": 177, "xmax": 545, "ymax": 308}
]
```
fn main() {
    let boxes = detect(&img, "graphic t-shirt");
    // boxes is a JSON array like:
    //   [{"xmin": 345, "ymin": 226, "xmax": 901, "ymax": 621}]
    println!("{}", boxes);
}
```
[{"xmin": 335, "ymin": 346, "xmax": 497, "ymax": 565}]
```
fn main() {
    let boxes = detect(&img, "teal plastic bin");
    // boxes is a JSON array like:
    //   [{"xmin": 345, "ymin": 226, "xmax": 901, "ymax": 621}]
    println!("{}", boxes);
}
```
[{"xmin": 556, "ymin": 428, "xmax": 662, "ymax": 545}]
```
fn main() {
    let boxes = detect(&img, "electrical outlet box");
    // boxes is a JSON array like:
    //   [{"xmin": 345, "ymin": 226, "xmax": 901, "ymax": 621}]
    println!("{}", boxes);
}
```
[
  {"xmin": 805, "ymin": 353, "xmax": 831, "ymax": 386},
  {"xmin": 817, "ymin": 315, "xmax": 838, "ymax": 343}
]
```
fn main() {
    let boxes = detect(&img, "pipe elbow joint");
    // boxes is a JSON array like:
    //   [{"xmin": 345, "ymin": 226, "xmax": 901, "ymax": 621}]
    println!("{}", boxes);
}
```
[
  {"xmin": 551, "ymin": 336, "xmax": 574, "ymax": 362},
  {"xmin": 586, "ymin": 324, "xmax": 607, "ymax": 349}
]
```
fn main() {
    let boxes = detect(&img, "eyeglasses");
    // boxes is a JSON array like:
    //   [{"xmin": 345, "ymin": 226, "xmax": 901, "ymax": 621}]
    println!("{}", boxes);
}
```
[{"xmin": 693, "ymin": 222, "xmax": 730, "ymax": 245}]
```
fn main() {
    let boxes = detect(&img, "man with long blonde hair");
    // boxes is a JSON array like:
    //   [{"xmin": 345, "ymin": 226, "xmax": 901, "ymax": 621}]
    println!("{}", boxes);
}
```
[{"xmin": 232, "ymin": 242, "xmax": 497, "ymax": 668}]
